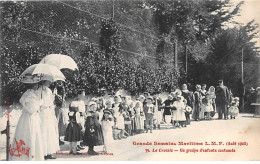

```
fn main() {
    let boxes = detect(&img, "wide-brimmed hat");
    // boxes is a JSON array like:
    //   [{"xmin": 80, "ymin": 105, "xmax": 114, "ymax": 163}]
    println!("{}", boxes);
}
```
[{"xmin": 21, "ymin": 74, "xmax": 41, "ymax": 83}]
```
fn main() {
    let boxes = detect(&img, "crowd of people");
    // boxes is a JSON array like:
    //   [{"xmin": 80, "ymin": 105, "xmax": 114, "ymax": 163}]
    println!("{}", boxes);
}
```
[{"xmin": 9, "ymin": 76, "xmax": 243, "ymax": 161}]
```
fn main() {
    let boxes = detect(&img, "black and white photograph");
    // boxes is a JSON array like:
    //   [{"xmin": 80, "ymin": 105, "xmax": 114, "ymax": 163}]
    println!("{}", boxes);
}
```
[{"xmin": 0, "ymin": 0, "xmax": 260, "ymax": 161}]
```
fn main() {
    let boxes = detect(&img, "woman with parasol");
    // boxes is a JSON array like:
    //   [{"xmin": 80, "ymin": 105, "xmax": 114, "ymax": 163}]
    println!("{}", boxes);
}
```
[
  {"xmin": 9, "ymin": 74, "xmax": 44, "ymax": 161},
  {"xmin": 19, "ymin": 63, "xmax": 66, "ymax": 160},
  {"xmin": 35, "ymin": 80, "xmax": 60, "ymax": 159}
]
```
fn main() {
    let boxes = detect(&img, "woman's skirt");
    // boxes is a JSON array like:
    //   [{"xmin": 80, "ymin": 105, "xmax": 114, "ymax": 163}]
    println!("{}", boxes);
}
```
[
  {"xmin": 39, "ymin": 108, "xmax": 60, "ymax": 155},
  {"xmin": 10, "ymin": 112, "xmax": 44, "ymax": 161}
]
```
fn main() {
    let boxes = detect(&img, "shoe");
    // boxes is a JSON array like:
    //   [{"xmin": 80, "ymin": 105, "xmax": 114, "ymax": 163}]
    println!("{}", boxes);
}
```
[
  {"xmin": 47, "ymin": 154, "xmax": 56, "ymax": 159},
  {"xmin": 44, "ymin": 156, "xmax": 48, "ymax": 160},
  {"xmin": 73, "ymin": 152, "xmax": 82, "ymax": 155},
  {"xmin": 1, "ymin": 128, "xmax": 7, "ymax": 134},
  {"xmin": 69, "ymin": 150, "xmax": 73, "ymax": 154},
  {"xmin": 88, "ymin": 150, "xmax": 99, "ymax": 155},
  {"xmin": 77, "ymin": 145, "xmax": 84, "ymax": 150},
  {"xmin": 59, "ymin": 140, "xmax": 65, "ymax": 145}
]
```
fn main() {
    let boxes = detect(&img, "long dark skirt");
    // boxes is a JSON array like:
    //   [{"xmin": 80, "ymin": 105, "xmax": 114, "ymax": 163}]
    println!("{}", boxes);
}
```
[
  {"xmin": 185, "ymin": 112, "xmax": 191, "ymax": 125},
  {"xmin": 192, "ymin": 104, "xmax": 200, "ymax": 120},
  {"xmin": 95, "ymin": 124, "xmax": 104, "ymax": 146},
  {"xmin": 83, "ymin": 124, "xmax": 104, "ymax": 146},
  {"xmin": 64, "ymin": 122, "xmax": 82, "ymax": 142}
]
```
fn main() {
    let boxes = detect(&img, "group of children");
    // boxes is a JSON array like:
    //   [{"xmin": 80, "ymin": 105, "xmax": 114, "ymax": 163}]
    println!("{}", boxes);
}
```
[
  {"xmin": 10, "ymin": 76, "xmax": 241, "ymax": 161},
  {"xmin": 64, "ymin": 91, "xmax": 162, "ymax": 155},
  {"xmin": 64, "ymin": 85, "xmax": 240, "ymax": 155}
]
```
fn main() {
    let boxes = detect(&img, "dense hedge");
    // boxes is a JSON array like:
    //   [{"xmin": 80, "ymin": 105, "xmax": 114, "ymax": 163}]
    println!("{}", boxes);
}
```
[{"xmin": 0, "ymin": 16, "xmax": 180, "ymax": 104}]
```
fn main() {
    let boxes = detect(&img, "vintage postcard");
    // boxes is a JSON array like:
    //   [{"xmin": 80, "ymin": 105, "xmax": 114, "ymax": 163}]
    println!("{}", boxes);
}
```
[{"xmin": 0, "ymin": 0, "xmax": 260, "ymax": 161}]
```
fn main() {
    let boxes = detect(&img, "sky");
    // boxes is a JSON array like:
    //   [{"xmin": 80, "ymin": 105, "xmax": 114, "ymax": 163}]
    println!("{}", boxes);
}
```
[{"xmin": 230, "ymin": 0, "xmax": 260, "ymax": 48}]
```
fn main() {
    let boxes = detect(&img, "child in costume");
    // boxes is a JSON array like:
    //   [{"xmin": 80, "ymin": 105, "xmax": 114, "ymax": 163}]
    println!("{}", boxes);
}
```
[
  {"xmin": 64, "ymin": 101, "xmax": 82, "ymax": 155},
  {"xmin": 143, "ymin": 96, "xmax": 155, "ymax": 133},
  {"xmin": 83, "ymin": 101, "xmax": 104, "ymax": 155},
  {"xmin": 101, "ymin": 109, "xmax": 114, "ymax": 153},
  {"xmin": 134, "ymin": 101, "xmax": 145, "ymax": 133},
  {"xmin": 229, "ymin": 97, "xmax": 239, "ymax": 119}
]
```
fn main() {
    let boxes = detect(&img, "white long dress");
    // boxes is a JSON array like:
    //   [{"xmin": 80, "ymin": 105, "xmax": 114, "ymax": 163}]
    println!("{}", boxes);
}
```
[
  {"xmin": 153, "ymin": 99, "xmax": 162, "ymax": 124},
  {"xmin": 134, "ymin": 107, "xmax": 144, "ymax": 130},
  {"xmin": 172, "ymin": 101, "xmax": 186, "ymax": 121},
  {"xmin": 10, "ymin": 89, "xmax": 44, "ymax": 161},
  {"xmin": 101, "ymin": 120, "xmax": 114, "ymax": 152},
  {"xmin": 35, "ymin": 86, "xmax": 59, "ymax": 156},
  {"xmin": 113, "ymin": 103, "xmax": 124, "ymax": 129}
]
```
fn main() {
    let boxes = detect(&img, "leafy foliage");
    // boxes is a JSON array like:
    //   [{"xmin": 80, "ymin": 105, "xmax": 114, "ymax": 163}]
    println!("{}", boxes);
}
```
[{"xmin": 0, "ymin": 0, "xmax": 259, "ymax": 107}]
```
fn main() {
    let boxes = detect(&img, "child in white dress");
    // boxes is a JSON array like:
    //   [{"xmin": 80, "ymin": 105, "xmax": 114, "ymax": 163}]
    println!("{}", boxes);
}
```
[
  {"xmin": 204, "ymin": 93, "xmax": 214, "ymax": 120},
  {"xmin": 229, "ymin": 97, "xmax": 239, "ymax": 119},
  {"xmin": 101, "ymin": 109, "xmax": 114, "ymax": 153},
  {"xmin": 172, "ymin": 95, "xmax": 186, "ymax": 128},
  {"xmin": 134, "ymin": 101, "xmax": 145, "ymax": 133},
  {"xmin": 112, "ymin": 96, "xmax": 125, "ymax": 139}
]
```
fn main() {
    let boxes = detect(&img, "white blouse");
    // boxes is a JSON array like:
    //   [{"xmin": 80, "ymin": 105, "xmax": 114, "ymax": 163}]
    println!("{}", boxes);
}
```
[
  {"xmin": 35, "ymin": 86, "xmax": 55, "ymax": 110},
  {"xmin": 19, "ymin": 89, "xmax": 42, "ymax": 114}
]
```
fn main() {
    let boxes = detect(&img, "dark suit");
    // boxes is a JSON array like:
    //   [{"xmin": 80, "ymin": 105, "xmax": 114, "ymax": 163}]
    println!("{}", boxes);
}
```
[{"xmin": 216, "ymin": 85, "xmax": 230, "ymax": 119}]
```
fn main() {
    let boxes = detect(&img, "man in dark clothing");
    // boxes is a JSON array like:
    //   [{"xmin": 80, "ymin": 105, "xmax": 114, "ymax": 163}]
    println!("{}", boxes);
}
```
[{"xmin": 216, "ymin": 80, "xmax": 230, "ymax": 120}]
